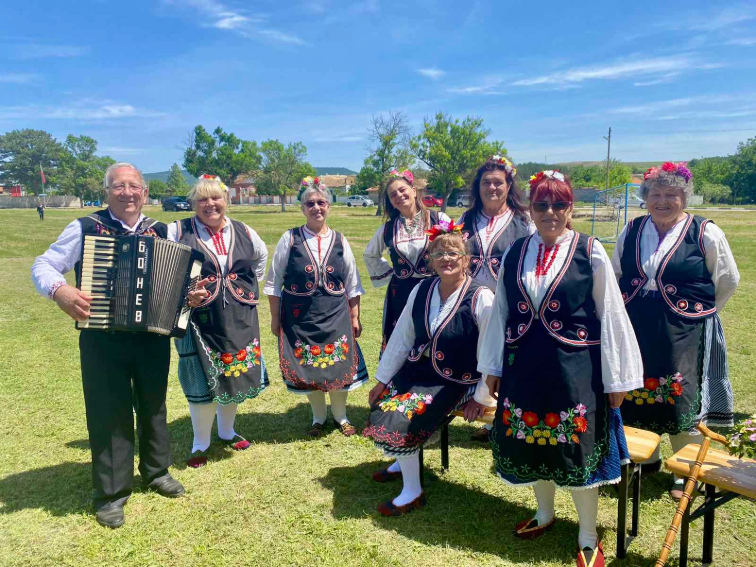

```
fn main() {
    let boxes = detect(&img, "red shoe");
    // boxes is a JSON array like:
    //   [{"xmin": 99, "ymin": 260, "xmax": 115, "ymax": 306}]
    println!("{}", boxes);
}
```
[
  {"xmin": 576, "ymin": 541, "xmax": 605, "ymax": 567},
  {"xmin": 222, "ymin": 434, "xmax": 251, "ymax": 451},
  {"xmin": 372, "ymin": 468, "xmax": 402, "ymax": 483},
  {"xmin": 513, "ymin": 517, "xmax": 555, "ymax": 540},
  {"xmin": 186, "ymin": 451, "xmax": 208, "ymax": 468},
  {"xmin": 377, "ymin": 493, "xmax": 427, "ymax": 517}
]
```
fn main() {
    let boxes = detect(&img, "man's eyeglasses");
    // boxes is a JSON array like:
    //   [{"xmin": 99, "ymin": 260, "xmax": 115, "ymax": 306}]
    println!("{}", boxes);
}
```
[
  {"xmin": 429, "ymin": 251, "xmax": 465, "ymax": 260},
  {"xmin": 531, "ymin": 201, "xmax": 570, "ymax": 213},
  {"xmin": 109, "ymin": 183, "xmax": 144, "ymax": 194},
  {"xmin": 305, "ymin": 200, "xmax": 328, "ymax": 208}
]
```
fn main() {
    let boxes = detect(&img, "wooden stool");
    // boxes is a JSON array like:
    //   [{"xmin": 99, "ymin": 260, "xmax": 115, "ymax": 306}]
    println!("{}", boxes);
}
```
[
  {"xmin": 664, "ymin": 444, "xmax": 756, "ymax": 566},
  {"xmin": 617, "ymin": 426, "xmax": 662, "ymax": 559}
]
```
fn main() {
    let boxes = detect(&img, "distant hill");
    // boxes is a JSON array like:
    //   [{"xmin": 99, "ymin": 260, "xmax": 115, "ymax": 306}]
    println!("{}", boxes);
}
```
[
  {"xmin": 315, "ymin": 167, "xmax": 357, "ymax": 175},
  {"xmin": 143, "ymin": 170, "xmax": 197, "ymax": 184}
]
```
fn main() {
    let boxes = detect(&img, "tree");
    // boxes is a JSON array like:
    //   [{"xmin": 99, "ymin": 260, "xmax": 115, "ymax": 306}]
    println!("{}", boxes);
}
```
[
  {"xmin": 148, "ymin": 179, "xmax": 169, "ymax": 200},
  {"xmin": 0, "ymin": 129, "xmax": 63, "ymax": 195},
  {"xmin": 57, "ymin": 135, "xmax": 115, "ymax": 207},
  {"xmin": 364, "ymin": 111, "xmax": 413, "ymax": 216},
  {"xmin": 410, "ymin": 113, "xmax": 505, "ymax": 212},
  {"xmin": 183, "ymin": 126, "xmax": 261, "ymax": 187},
  {"xmin": 166, "ymin": 163, "xmax": 189, "ymax": 196},
  {"xmin": 352, "ymin": 159, "xmax": 381, "ymax": 194},
  {"xmin": 697, "ymin": 181, "xmax": 731, "ymax": 203},
  {"xmin": 727, "ymin": 137, "xmax": 756, "ymax": 203},
  {"xmin": 257, "ymin": 140, "xmax": 315, "ymax": 212}
]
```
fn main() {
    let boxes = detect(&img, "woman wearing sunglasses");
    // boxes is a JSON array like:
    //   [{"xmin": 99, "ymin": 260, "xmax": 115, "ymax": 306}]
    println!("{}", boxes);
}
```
[
  {"xmin": 264, "ymin": 177, "xmax": 368, "ymax": 438},
  {"xmin": 477, "ymin": 171, "xmax": 642, "ymax": 567},
  {"xmin": 363, "ymin": 221, "xmax": 495, "ymax": 516},
  {"xmin": 363, "ymin": 169, "xmax": 450, "ymax": 356}
]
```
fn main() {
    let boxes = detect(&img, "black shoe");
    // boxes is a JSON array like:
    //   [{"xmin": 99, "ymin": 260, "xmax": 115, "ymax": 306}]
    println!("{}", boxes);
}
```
[
  {"xmin": 641, "ymin": 460, "xmax": 662, "ymax": 474},
  {"xmin": 96, "ymin": 503, "xmax": 125, "ymax": 529},
  {"xmin": 146, "ymin": 474, "xmax": 185, "ymax": 498}
]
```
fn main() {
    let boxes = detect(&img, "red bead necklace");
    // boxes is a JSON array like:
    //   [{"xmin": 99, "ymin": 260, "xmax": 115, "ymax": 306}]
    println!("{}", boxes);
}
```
[
  {"xmin": 207, "ymin": 227, "xmax": 227, "ymax": 255},
  {"xmin": 535, "ymin": 243, "xmax": 559, "ymax": 278}
]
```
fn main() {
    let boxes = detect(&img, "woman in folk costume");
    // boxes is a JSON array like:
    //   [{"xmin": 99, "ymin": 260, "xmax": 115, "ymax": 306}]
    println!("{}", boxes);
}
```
[
  {"xmin": 363, "ymin": 169, "xmax": 451, "ymax": 355},
  {"xmin": 170, "ymin": 175, "xmax": 269, "ymax": 468},
  {"xmin": 457, "ymin": 155, "xmax": 535, "ymax": 442},
  {"xmin": 611, "ymin": 162, "xmax": 739, "ymax": 500},
  {"xmin": 478, "ymin": 171, "xmax": 643, "ymax": 567},
  {"xmin": 363, "ymin": 221, "xmax": 495, "ymax": 516},
  {"xmin": 264, "ymin": 177, "xmax": 368, "ymax": 438}
]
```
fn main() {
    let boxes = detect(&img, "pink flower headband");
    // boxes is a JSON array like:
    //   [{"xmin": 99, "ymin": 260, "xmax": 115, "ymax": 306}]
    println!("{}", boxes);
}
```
[
  {"xmin": 529, "ymin": 170, "xmax": 565, "ymax": 189},
  {"xmin": 643, "ymin": 162, "xmax": 692, "ymax": 183},
  {"xmin": 301, "ymin": 176, "xmax": 327, "ymax": 189},
  {"xmin": 426, "ymin": 219, "xmax": 468, "ymax": 242},
  {"xmin": 488, "ymin": 155, "xmax": 517, "ymax": 176},
  {"xmin": 389, "ymin": 169, "xmax": 414, "ymax": 186}
]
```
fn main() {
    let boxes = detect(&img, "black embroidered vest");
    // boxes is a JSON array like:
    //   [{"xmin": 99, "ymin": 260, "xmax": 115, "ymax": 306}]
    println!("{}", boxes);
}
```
[
  {"xmin": 384, "ymin": 210, "xmax": 439, "ymax": 279},
  {"xmin": 74, "ymin": 209, "xmax": 166, "ymax": 288},
  {"xmin": 503, "ymin": 232, "xmax": 601, "ymax": 347},
  {"xmin": 619, "ymin": 214, "xmax": 715, "ymax": 319},
  {"xmin": 460, "ymin": 210, "xmax": 531, "ymax": 280},
  {"xmin": 406, "ymin": 276, "xmax": 484, "ymax": 384},
  {"xmin": 283, "ymin": 227, "xmax": 346, "ymax": 296},
  {"xmin": 176, "ymin": 217, "xmax": 260, "ymax": 307}
]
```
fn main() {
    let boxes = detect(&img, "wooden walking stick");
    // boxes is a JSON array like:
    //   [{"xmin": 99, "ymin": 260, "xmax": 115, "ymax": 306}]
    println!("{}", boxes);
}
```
[{"xmin": 655, "ymin": 423, "xmax": 729, "ymax": 567}]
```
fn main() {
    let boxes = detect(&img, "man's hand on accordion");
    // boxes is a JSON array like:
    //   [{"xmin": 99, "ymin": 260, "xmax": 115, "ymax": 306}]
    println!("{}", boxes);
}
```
[
  {"xmin": 186, "ymin": 277, "xmax": 211, "ymax": 308},
  {"xmin": 54, "ymin": 284, "xmax": 93, "ymax": 321}
]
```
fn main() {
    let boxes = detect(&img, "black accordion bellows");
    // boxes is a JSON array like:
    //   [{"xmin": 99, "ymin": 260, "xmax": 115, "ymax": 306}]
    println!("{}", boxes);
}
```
[{"xmin": 76, "ymin": 235, "xmax": 203, "ymax": 337}]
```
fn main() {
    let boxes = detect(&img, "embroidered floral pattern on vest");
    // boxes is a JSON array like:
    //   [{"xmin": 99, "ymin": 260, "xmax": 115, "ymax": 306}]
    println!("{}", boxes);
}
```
[
  {"xmin": 294, "ymin": 335, "xmax": 350, "ymax": 368},
  {"xmin": 377, "ymin": 385, "xmax": 433, "ymax": 420},
  {"xmin": 208, "ymin": 339, "xmax": 262, "ymax": 377},
  {"xmin": 502, "ymin": 397, "xmax": 588, "ymax": 446},
  {"xmin": 625, "ymin": 372, "xmax": 684, "ymax": 405}
]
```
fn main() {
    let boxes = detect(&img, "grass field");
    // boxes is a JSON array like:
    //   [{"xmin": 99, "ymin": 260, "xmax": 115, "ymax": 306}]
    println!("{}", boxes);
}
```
[{"xmin": 1, "ymin": 205, "xmax": 754, "ymax": 567}]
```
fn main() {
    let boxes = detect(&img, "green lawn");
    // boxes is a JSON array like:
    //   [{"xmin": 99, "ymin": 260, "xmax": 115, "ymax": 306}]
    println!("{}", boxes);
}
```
[{"xmin": 1, "ymin": 205, "xmax": 754, "ymax": 566}]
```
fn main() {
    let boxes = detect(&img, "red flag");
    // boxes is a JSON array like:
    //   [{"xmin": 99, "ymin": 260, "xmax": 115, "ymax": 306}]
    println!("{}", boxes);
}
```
[{"xmin": 40, "ymin": 164, "xmax": 46, "ymax": 185}]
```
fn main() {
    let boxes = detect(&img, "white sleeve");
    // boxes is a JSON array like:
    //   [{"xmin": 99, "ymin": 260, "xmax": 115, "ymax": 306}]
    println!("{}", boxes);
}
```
[
  {"xmin": 611, "ymin": 224, "xmax": 630, "ymax": 280},
  {"xmin": 340, "ymin": 235, "xmax": 366, "ymax": 298},
  {"xmin": 591, "ymin": 240, "xmax": 644, "ymax": 393},
  {"xmin": 31, "ymin": 220, "xmax": 82, "ymax": 299},
  {"xmin": 263, "ymin": 232, "xmax": 291, "ymax": 297},
  {"xmin": 374, "ymin": 285, "xmax": 421, "ymax": 384},
  {"xmin": 472, "ymin": 287, "xmax": 498, "ymax": 407},
  {"xmin": 363, "ymin": 225, "xmax": 393, "ymax": 287},
  {"xmin": 243, "ymin": 223, "xmax": 269, "ymax": 282},
  {"xmin": 476, "ymin": 246, "xmax": 511, "ymax": 380},
  {"xmin": 702, "ymin": 222, "xmax": 740, "ymax": 312},
  {"xmin": 166, "ymin": 221, "xmax": 179, "ymax": 242}
]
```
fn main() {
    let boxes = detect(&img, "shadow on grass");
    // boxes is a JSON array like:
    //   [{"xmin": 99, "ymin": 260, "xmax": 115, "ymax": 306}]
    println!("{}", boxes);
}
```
[
  {"xmin": 0, "ymin": 461, "xmax": 92, "ymax": 516},
  {"xmin": 318, "ymin": 459, "xmax": 580, "ymax": 564}
]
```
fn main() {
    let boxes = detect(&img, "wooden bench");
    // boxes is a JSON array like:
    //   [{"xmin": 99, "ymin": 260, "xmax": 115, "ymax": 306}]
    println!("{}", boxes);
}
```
[
  {"xmin": 421, "ymin": 414, "xmax": 660, "ymax": 559},
  {"xmin": 664, "ymin": 444, "xmax": 756, "ymax": 566}
]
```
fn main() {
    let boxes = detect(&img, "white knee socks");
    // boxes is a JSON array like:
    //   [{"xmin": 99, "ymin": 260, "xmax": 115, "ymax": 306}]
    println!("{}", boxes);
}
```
[
  {"xmin": 533, "ymin": 480, "xmax": 556, "ymax": 525},
  {"xmin": 329, "ymin": 390, "xmax": 349, "ymax": 424},
  {"xmin": 188, "ymin": 402, "xmax": 216, "ymax": 453},
  {"xmin": 393, "ymin": 453, "xmax": 423, "ymax": 506},
  {"xmin": 387, "ymin": 460, "xmax": 401, "ymax": 473},
  {"xmin": 307, "ymin": 391, "xmax": 327, "ymax": 425},
  {"xmin": 216, "ymin": 403, "xmax": 238, "ymax": 440},
  {"xmin": 571, "ymin": 488, "xmax": 599, "ymax": 550}
]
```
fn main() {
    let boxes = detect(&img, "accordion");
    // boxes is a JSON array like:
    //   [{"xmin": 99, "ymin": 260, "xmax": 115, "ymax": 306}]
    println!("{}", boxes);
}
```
[{"xmin": 76, "ymin": 234, "xmax": 203, "ymax": 337}]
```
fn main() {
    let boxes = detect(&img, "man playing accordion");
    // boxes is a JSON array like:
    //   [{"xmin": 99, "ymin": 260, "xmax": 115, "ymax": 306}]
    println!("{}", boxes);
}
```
[{"xmin": 31, "ymin": 162, "xmax": 185, "ymax": 528}]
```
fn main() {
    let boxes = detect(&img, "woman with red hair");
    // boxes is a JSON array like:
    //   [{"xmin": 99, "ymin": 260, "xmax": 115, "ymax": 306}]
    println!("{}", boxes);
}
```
[{"xmin": 477, "ymin": 171, "xmax": 643, "ymax": 567}]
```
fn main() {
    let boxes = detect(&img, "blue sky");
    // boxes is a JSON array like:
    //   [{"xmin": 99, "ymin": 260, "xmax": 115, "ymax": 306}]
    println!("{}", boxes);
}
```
[{"xmin": 2, "ymin": 0, "xmax": 756, "ymax": 172}]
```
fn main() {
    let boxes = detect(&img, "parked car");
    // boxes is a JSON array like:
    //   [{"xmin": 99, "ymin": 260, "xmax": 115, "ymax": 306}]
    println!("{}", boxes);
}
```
[
  {"xmin": 610, "ymin": 194, "xmax": 646, "ymax": 209},
  {"xmin": 452, "ymin": 194, "xmax": 471, "ymax": 208},
  {"xmin": 422, "ymin": 195, "xmax": 443, "ymax": 207},
  {"xmin": 162, "ymin": 196, "xmax": 192, "ymax": 211},
  {"xmin": 346, "ymin": 195, "xmax": 374, "ymax": 207}
]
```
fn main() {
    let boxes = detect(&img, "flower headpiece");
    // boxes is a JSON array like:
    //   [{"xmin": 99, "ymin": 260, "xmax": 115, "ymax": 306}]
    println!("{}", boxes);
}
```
[
  {"xmin": 426, "ymin": 219, "xmax": 467, "ymax": 242},
  {"xmin": 201, "ymin": 174, "xmax": 228, "ymax": 193},
  {"xmin": 488, "ymin": 155, "xmax": 517, "ymax": 176},
  {"xmin": 529, "ymin": 170, "xmax": 565, "ymax": 189},
  {"xmin": 301, "ymin": 176, "xmax": 327, "ymax": 190},
  {"xmin": 389, "ymin": 169, "xmax": 414, "ymax": 186},
  {"xmin": 643, "ymin": 162, "xmax": 692, "ymax": 183}
]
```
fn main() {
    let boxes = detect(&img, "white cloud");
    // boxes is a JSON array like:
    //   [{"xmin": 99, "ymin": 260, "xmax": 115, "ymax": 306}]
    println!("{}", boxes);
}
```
[
  {"xmin": 100, "ymin": 147, "xmax": 144, "ymax": 154},
  {"xmin": 257, "ymin": 30, "xmax": 306, "ymax": 45},
  {"xmin": 0, "ymin": 73, "xmax": 38, "ymax": 84},
  {"xmin": 726, "ymin": 37, "xmax": 756, "ymax": 46},
  {"xmin": 447, "ymin": 75, "xmax": 507, "ymax": 95},
  {"xmin": 417, "ymin": 68, "xmax": 445, "ymax": 80},
  {"xmin": 611, "ymin": 95, "xmax": 740, "ymax": 116},
  {"xmin": 10, "ymin": 44, "xmax": 89, "ymax": 59},
  {"xmin": 302, "ymin": 1, "xmax": 327, "ymax": 14},
  {"xmin": 513, "ymin": 54, "xmax": 719, "ymax": 87},
  {"xmin": 685, "ymin": 7, "xmax": 754, "ymax": 31},
  {"xmin": 213, "ymin": 12, "xmax": 250, "ymax": 29},
  {"xmin": 0, "ymin": 100, "xmax": 164, "ymax": 121}
]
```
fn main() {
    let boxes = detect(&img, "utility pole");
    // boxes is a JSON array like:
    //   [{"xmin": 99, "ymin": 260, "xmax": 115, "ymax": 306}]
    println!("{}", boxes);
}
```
[{"xmin": 603, "ymin": 127, "xmax": 612, "ymax": 191}]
